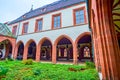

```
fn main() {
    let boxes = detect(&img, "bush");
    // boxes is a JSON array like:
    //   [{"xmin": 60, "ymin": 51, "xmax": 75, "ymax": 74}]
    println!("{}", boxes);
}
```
[
  {"xmin": 0, "ymin": 66, "xmax": 9, "ymax": 76},
  {"xmin": 23, "ymin": 76, "xmax": 35, "ymax": 80},
  {"xmin": 23, "ymin": 59, "xmax": 33, "ymax": 65},
  {"xmin": 85, "ymin": 61, "xmax": 95, "ymax": 69},
  {"xmin": 33, "ymin": 68, "xmax": 41, "ymax": 76},
  {"xmin": 8, "ymin": 58, "xmax": 14, "ymax": 61}
]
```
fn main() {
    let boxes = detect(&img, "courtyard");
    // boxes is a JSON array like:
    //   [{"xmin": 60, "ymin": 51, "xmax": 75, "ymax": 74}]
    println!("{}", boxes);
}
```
[{"xmin": 0, "ymin": 60, "xmax": 99, "ymax": 80}]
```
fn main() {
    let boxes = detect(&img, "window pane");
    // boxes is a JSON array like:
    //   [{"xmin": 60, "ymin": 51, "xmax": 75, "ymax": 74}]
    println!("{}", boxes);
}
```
[
  {"xmin": 80, "ymin": 10, "xmax": 84, "ymax": 15},
  {"xmin": 53, "ymin": 15, "xmax": 60, "ymax": 28},
  {"xmin": 24, "ymin": 23, "xmax": 28, "ymax": 33},
  {"xmin": 13, "ymin": 26, "xmax": 17, "ymax": 35},
  {"xmin": 75, "ymin": 10, "xmax": 84, "ymax": 24},
  {"xmin": 38, "ymin": 20, "xmax": 42, "ymax": 31},
  {"xmin": 54, "ymin": 22, "xmax": 57, "ymax": 28}
]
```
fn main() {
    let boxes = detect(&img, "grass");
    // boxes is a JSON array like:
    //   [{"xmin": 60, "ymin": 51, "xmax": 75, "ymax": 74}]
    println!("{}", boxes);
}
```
[{"xmin": 0, "ymin": 60, "xmax": 99, "ymax": 80}]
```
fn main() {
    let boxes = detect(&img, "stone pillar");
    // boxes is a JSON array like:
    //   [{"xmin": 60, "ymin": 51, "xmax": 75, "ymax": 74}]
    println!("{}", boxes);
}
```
[
  {"xmin": 5, "ymin": 44, "xmax": 9, "ymax": 58},
  {"xmin": 23, "ymin": 45, "xmax": 28, "ymax": 60},
  {"xmin": 10, "ymin": 39, "xmax": 16, "ymax": 59},
  {"xmin": 73, "ymin": 43, "xmax": 77, "ymax": 64},
  {"xmin": 11, "ymin": 44, "xmax": 15, "ymax": 59},
  {"xmin": 14, "ymin": 46, "xmax": 18, "ymax": 59},
  {"xmin": 52, "ymin": 44, "xmax": 56, "ymax": 64},
  {"xmin": 36, "ymin": 44, "xmax": 40, "ymax": 62},
  {"xmin": 90, "ymin": 0, "xmax": 120, "ymax": 79}
]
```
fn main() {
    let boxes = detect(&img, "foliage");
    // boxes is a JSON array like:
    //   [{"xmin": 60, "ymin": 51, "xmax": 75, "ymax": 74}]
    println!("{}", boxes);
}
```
[
  {"xmin": 86, "ymin": 61, "xmax": 95, "ymax": 69},
  {"xmin": 23, "ymin": 59, "xmax": 33, "ymax": 65},
  {"xmin": 4, "ymin": 58, "xmax": 9, "ymax": 63},
  {"xmin": 8, "ymin": 58, "xmax": 14, "ymax": 61},
  {"xmin": 0, "ymin": 60, "xmax": 99, "ymax": 80},
  {"xmin": 5, "ymin": 58, "xmax": 14, "ymax": 61},
  {"xmin": 33, "ymin": 68, "xmax": 41, "ymax": 76},
  {"xmin": 0, "ymin": 66, "xmax": 8, "ymax": 76}
]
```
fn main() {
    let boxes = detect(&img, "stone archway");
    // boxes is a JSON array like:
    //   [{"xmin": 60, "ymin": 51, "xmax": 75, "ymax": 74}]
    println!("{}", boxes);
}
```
[
  {"xmin": 53, "ymin": 35, "xmax": 74, "ymax": 63},
  {"xmin": 75, "ymin": 32, "xmax": 92, "ymax": 62},
  {"xmin": 23, "ymin": 39, "xmax": 36, "ymax": 60},
  {"xmin": 15, "ymin": 41, "xmax": 24, "ymax": 60},
  {"xmin": 40, "ymin": 38, "xmax": 52, "ymax": 61},
  {"xmin": 0, "ymin": 39, "xmax": 13, "ymax": 59},
  {"xmin": 36, "ymin": 37, "xmax": 52, "ymax": 62}
]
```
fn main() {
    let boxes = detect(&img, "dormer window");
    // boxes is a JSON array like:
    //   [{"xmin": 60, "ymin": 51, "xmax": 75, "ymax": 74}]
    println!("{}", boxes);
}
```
[
  {"xmin": 22, "ymin": 15, "xmax": 26, "ymax": 19},
  {"xmin": 41, "ymin": 8, "xmax": 46, "ymax": 12}
]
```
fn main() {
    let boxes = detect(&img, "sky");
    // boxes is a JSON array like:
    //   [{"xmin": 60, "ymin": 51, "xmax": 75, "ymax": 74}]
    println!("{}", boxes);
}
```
[{"xmin": 0, "ymin": 0, "xmax": 58, "ymax": 23}]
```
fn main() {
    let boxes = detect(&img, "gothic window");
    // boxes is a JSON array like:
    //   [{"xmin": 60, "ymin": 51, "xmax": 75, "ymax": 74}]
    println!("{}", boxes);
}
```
[{"xmin": 83, "ymin": 46, "xmax": 90, "ymax": 57}]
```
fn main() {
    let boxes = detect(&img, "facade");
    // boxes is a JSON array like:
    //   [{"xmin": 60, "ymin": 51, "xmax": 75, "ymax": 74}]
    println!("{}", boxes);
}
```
[
  {"xmin": 0, "ymin": 0, "xmax": 93, "ymax": 64},
  {"xmin": 0, "ymin": 0, "xmax": 120, "ymax": 79}
]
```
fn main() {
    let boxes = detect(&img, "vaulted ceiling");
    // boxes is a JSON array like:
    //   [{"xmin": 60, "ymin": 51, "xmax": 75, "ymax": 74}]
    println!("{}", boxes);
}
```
[{"xmin": 112, "ymin": 0, "xmax": 120, "ymax": 33}]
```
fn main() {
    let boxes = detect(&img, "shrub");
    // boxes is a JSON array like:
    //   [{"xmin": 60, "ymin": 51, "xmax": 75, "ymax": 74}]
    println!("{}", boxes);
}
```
[
  {"xmin": 0, "ymin": 66, "xmax": 9, "ymax": 76},
  {"xmin": 85, "ymin": 61, "xmax": 95, "ymax": 69},
  {"xmin": 8, "ymin": 58, "xmax": 14, "ymax": 61},
  {"xmin": 23, "ymin": 59, "xmax": 33, "ymax": 65},
  {"xmin": 23, "ymin": 76, "xmax": 35, "ymax": 80},
  {"xmin": 33, "ymin": 68, "xmax": 41, "ymax": 76}
]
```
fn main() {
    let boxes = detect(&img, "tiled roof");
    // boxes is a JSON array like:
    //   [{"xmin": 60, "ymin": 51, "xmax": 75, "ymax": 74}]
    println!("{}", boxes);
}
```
[{"xmin": 8, "ymin": 0, "xmax": 85, "ymax": 25}]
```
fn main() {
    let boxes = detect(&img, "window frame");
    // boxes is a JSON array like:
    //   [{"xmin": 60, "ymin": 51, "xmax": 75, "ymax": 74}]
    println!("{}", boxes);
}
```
[
  {"xmin": 35, "ymin": 18, "xmax": 43, "ymax": 32},
  {"xmin": 12, "ymin": 25, "xmax": 17, "ymax": 35},
  {"xmin": 52, "ymin": 13, "xmax": 62, "ymax": 29},
  {"xmin": 22, "ymin": 22, "xmax": 29, "ymax": 34},
  {"xmin": 73, "ymin": 6, "xmax": 87, "ymax": 25}
]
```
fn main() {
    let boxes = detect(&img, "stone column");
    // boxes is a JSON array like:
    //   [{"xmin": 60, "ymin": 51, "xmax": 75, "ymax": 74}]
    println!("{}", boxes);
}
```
[
  {"xmin": 23, "ymin": 45, "xmax": 28, "ymax": 60},
  {"xmin": 73, "ymin": 43, "xmax": 77, "ymax": 64},
  {"xmin": 36, "ymin": 44, "xmax": 40, "ymax": 62},
  {"xmin": 10, "ymin": 39, "xmax": 16, "ymax": 59},
  {"xmin": 5, "ymin": 44, "xmax": 9, "ymax": 58},
  {"xmin": 52, "ymin": 44, "xmax": 56, "ymax": 64},
  {"xmin": 14, "ymin": 46, "xmax": 18, "ymax": 59}
]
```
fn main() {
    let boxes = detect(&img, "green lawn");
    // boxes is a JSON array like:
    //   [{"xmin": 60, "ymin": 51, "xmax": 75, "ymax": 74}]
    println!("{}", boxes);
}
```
[{"xmin": 0, "ymin": 60, "xmax": 99, "ymax": 80}]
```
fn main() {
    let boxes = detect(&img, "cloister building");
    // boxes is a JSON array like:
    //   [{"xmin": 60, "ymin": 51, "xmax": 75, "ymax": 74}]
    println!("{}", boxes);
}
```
[
  {"xmin": 0, "ymin": 0, "xmax": 120, "ymax": 79},
  {"xmin": 0, "ymin": 0, "xmax": 92, "ymax": 64}
]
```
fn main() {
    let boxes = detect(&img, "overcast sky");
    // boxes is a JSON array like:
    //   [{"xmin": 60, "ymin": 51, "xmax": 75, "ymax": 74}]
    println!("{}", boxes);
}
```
[{"xmin": 0, "ymin": 0, "xmax": 58, "ymax": 23}]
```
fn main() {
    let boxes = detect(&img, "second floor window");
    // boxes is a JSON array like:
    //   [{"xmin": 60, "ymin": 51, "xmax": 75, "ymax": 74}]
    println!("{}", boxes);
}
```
[
  {"xmin": 52, "ymin": 13, "xmax": 61, "ymax": 29},
  {"xmin": 74, "ymin": 7, "xmax": 86, "ymax": 25},
  {"xmin": 23, "ymin": 22, "xmax": 28, "ymax": 34},
  {"xmin": 12, "ymin": 26, "xmax": 17, "ymax": 35},
  {"xmin": 35, "ymin": 19, "xmax": 43, "ymax": 32},
  {"xmin": 75, "ymin": 10, "xmax": 84, "ymax": 24}
]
